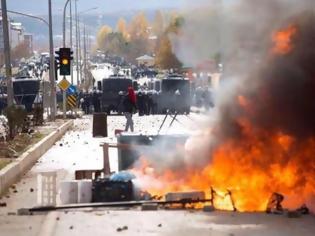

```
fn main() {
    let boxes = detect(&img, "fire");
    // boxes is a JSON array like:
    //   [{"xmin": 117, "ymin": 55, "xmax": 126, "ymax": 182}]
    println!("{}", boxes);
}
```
[
  {"xmin": 272, "ymin": 25, "xmax": 297, "ymax": 55},
  {"xmin": 132, "ymin": 121, "xmax": 315, "ymax": 212},
  {"xmin": 131, "ymin": 18, "xmax": 315, "ymax": 212}
]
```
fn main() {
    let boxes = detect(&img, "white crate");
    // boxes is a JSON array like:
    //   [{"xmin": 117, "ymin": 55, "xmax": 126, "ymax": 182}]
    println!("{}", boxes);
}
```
[
  {"xmin": 60, "ymin": 180, "xmax": 79, "ymax": 205},
  {"xmin": 37, "ymin": 171, "xmax": 57, "ymax": 206}
]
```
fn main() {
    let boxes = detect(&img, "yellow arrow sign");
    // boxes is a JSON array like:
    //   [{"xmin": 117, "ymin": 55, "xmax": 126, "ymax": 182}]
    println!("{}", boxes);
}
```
[{"xmin": 58, "ymin": 78, "xmax": 71, "ymax": 91}]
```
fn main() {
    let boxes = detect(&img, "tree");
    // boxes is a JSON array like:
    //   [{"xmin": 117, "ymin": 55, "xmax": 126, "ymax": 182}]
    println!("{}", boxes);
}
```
[
  {"xmin": 103, "ymin": 32, "xmax": 128, "ymax": 56},
  {"xmin": 154, "ymin": 15, "xmax": 184, "ymax": 70},
  {"xmin": 155, "ymin": 34, "xmax": 182, "ymax": 70},
  {"xmin": 96, "ymin": 25, "xmax": 112, "ymax": 50},
  {"xmin": 11, "ymin": 42, "xmax": 32, "ymax": 61},
  {"xmin": 128, "ymin": 12, "xmax": 149, "ymax": 40},
  {"xmin": 152, "ymin": 10, "xmax": 164, "ymax": 37},
  {"xmin": 166, "ymin": 15, "xmax": 185, "ymax": 34},
  {"xmin": 116, "ymin": 17, "xmax": 128, "ymax": 40}
]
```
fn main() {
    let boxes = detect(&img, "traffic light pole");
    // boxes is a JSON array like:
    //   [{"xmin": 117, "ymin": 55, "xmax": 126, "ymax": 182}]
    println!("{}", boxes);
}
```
[{"xmin": 62, "ymin": 0, "xmax": 71, "ymax": 119}]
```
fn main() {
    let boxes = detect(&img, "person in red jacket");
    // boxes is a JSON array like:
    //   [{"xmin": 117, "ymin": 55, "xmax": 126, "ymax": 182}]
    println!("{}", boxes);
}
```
[{"xmin": 123, "ymin": 87, "xmax": 137, "ymax": 132}]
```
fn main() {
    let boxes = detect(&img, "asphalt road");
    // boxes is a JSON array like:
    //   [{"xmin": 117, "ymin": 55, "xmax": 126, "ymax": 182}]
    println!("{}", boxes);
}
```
[{"xmin": 0, "ymin": 113, "xmax": 314, "ymax": 236}]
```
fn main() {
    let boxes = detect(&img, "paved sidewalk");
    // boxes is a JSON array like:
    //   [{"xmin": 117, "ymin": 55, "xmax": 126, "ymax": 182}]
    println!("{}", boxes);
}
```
[{"xmin": 0, "ymin": 113, "xmax": 198, "ymax": 236}]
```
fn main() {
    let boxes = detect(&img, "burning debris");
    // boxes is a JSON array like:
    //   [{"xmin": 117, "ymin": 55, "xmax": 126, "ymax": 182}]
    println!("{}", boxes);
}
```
[
  {"xmin": 128, "ymin": 6, "xmax": 315, "ymax": 213},
  {"xmin": 266, "ymin": 193, "xmax": 284, "ymax": 214}
]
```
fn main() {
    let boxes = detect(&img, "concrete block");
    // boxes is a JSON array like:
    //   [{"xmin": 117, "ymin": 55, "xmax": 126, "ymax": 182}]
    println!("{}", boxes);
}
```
[
  {"xmin": 17, "ymin": 208, "xmax": 31, "ymax": 215},
  {"xmin": 141, "ymin": 203, "xmax": 158, "ymax": 211},
  {"xmin": 165, "ymin": 191, "xmax": 205, "ymax": 202}
]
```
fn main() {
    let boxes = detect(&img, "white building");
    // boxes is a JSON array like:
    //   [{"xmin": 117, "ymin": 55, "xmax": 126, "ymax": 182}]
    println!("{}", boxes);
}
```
[{"xmin": 136, "ymin": 54, "xmax": 155, "ymax": 67}]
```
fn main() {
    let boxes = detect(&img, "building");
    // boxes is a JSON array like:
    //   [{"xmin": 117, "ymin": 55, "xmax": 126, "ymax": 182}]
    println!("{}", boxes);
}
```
[
  {"xmin": 0, "ymin": 14, "xmax": 29, "ymax": 67},
  {"xmin": 10, "ymin": 22, "xmax": 24, "ymax": 48},
  {"xmin": 136, "ymin": 54, "xmax": 155, "ymax": 67},
  {"xmin": 24, "ymin": 34, "xmax": 33, "ymax": 54}
]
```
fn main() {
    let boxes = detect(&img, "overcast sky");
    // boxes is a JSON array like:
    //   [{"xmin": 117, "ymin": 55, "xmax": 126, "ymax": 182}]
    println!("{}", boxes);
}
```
[{"xmin": 7, "ymin": 0, "xmax": 185, "ymax": 15}]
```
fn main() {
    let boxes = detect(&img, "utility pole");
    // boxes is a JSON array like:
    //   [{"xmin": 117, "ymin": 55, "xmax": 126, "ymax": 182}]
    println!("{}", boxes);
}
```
[
  {"xmin": 78, "ymin": 17, "xmax": 82, "ymax": 86},
  {"xmin": 1, "ymin": 0, "xmax": 13, "ymax": 106},
  {"xmin": 48, "ymin": 0, "xmax": 56, "ymax": 120},
  {"xmin": 83, "ymin": 23, "xmax": 87, "ymax": 89},
  {"xmin": 75, "ymin": 0, "xmax": 79, "ymax": 86},
  {"xmin": 70, "ymin": 0, "xmax": 73, "ymax": 85},
  {"xmin": 62, "ymin": 0, "xmax": 71, "ymax": 119}
]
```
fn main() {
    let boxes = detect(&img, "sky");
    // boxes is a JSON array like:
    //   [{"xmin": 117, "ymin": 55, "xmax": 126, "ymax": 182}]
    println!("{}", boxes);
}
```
[{"xmin": 7, "ymin": 0, "xmax": 185, "ymax": 15}]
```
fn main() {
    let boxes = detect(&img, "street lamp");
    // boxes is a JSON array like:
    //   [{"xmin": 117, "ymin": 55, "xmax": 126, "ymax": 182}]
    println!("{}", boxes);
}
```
[{"xmin": 0, "ymin": 9, "xmax": 49, "ymax": 26}]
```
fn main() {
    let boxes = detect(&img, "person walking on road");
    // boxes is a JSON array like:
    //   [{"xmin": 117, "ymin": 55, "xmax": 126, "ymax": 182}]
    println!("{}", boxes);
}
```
[{"xmin": 123, "ymin": 87, "xmax": 137, "ymax": 132}]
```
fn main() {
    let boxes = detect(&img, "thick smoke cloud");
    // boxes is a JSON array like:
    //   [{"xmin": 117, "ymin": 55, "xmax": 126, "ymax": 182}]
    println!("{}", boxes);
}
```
[
  {"xmin": 169, "ymin": 0, "xmax": 315, "ymax": 139},
  {"xmin": 133, "ymin": 0, "xmax": 315, "ymax": 211}
]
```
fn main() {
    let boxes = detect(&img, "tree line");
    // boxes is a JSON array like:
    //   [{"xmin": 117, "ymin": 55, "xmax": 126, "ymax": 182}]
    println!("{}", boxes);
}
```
[{"xmin": 94, "ymin": 10, "xmax": 183, "ymax": 70}]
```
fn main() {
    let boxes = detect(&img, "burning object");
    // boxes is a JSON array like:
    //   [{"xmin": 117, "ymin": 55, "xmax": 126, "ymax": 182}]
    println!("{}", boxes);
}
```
[
  {"xmin": 92, "ymin": 178, "xmax": 133, "ymax": 203},
  {"xmin": 129, "ymin": 11, "xmax": 315, "ymax": 213},
  {"xmin": 165, "ymin": 191, "xmax": 205, "ymax": 202},
  {"xmin": 266, "ymin": 192, "xmax": 284, "ymax": 214}
]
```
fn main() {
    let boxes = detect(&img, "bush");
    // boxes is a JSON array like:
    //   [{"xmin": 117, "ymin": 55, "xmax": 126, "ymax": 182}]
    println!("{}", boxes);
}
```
[{"xmin": 4, "ymin": 105, "xmax": 27, "ymax": 139}]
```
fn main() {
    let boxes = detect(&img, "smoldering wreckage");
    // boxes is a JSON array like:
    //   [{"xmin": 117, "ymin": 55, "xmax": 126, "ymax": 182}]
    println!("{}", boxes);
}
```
[{"xmin": 21, "ymin": 4, "xmax": 315, "ymax": 218}]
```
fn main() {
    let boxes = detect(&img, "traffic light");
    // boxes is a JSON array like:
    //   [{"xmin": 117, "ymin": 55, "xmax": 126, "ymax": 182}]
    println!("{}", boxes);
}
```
[
  {"xmin": 54, "ymin": 59, "xmax": 59, "ymax": 81},
  {"xmin": 55, "ymin": 48, "xmax": 73, "ymax": 76}
]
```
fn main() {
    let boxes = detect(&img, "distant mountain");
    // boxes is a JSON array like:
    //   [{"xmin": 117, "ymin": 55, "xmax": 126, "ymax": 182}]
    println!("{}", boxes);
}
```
[{"xmin": 7, "ymin": 0, "xmax": 183, "ymax": 14}]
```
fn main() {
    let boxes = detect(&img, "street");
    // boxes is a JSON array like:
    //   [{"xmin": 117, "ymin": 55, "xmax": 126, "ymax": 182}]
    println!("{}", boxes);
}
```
[
  {"xmin": 0, "ymin": 113, "xmax": 314, "ymax": 236},
  {"xmin": 1, "ymin": 0, "xmax": 315, "ymax": 235}
]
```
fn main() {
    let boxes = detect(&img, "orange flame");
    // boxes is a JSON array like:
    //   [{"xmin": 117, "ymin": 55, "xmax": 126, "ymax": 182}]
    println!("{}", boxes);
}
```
[
  {"xmin": 131, "ymin": 117, "xmax": 315, "ymax": 212},
  {"xmin": 272, "ymin": 25, "xmax": 297, "ymax": 55},
  {"xmin": 130, "ymin": 23, "xmax": 315, "ymax": 212}
]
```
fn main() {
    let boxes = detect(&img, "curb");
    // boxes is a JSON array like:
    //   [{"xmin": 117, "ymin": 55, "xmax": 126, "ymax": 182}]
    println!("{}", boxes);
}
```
[{"xmin": 0, "ymin": 120, "xmax": 74, "ymax": 196}]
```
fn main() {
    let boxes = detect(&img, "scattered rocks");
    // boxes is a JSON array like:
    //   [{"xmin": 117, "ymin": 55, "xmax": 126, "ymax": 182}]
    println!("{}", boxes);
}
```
[
  {"xmin": 0, "ymin": 202, "xmax": 7, "ymax": 207},
  {"xmin": 30, "ymin": 188, "xmax": 34, "ymax": 193},
  {"xmin": 69, "ymin": 226, "xmax": 74, "ymax": 230},
  {"xmin": 59, "ymin": 143, "xmax": 63, "ymax": 147},
  {"xmin": 141, "ymin": 203, "xmax": 158, "ymax": 211},
  {"xmin": 7, "ymin": 212, "xmax": 17, "ymax": 216},
  {"xmin": 158, "ymin": 224, "xmax": 162, "ymax": 227},
  {"xmin": 116, "ymin": 225, "xmax": 128, "ymax": 232},
  {"xmin": 17, "ymin": 208, "xmax": 31, "ymax": 215},
  {"xmin": 56, "ymin": 217, "xmax": 60, "ymax": 221},
  {"xmin": 13, "ymin": 190, "xmax": 18, "ymax": 193}
]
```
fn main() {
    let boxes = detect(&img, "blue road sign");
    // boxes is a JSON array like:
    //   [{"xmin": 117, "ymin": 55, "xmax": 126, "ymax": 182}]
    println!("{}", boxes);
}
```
[{"xmin": 66, "ymin": 85, "xmax": 77, "ymax": 95}]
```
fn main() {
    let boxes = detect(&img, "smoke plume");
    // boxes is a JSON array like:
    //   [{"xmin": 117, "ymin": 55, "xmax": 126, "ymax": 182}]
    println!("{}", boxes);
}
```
[{"xmin": 132, "ymin": 0, "xmax": 315, "ymax": 211}]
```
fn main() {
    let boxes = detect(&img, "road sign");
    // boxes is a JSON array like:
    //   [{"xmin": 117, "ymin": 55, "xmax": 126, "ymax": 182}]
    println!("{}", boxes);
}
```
[
  {"xmin": 58, "ymin": 78, "xmax": 70, "ymax": 91},
  {"xmin": 66, "ymin": 85, "xmax": 76, "ymax": 95},
  {"xmin": 67, "ymin": 94, "xmax": 77, "ymax": 108}
]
